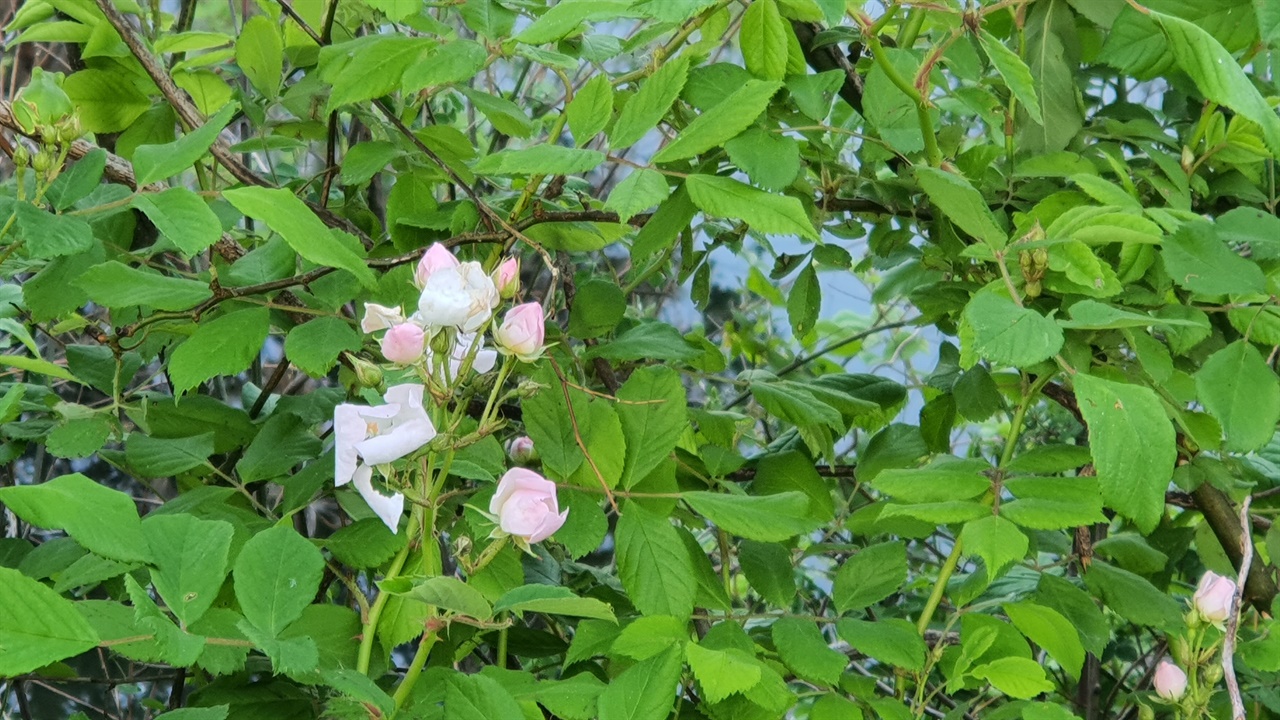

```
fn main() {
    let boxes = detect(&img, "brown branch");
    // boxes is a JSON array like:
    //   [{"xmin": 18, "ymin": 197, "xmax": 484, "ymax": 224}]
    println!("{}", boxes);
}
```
[
  {"xmin": 789, "ymin": 21, "xmax": 864, "ymax": 113},
  {"xmin": 1224, "ymin": 496, "xmax": 1252, "ymax": 720},
  {"xmin": 1192, "ymin": 483, "xmax": 1275, "ymax": 615},
  {"xmin": 0, "ymin": 100, "xmax": 156, "ymax": 190}
]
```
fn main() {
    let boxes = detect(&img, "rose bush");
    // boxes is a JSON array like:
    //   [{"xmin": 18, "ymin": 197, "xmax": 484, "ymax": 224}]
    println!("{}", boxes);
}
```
[{"xmin": 4, "ymin": 1, "xmax": 1280, "ymax": 719}]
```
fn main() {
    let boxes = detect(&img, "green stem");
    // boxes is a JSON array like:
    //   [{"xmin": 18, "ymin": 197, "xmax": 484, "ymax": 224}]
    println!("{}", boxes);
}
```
[
  {"xmin": 497, "ymin": 626, "xmax": 509, "ymax": 669},
  {"xmin": 390, "ymin": 628, "xmax": 440, "ymax": 713},
  {"xmin": 860, "ymin": 24, "xmax": 941, "ymax": 166},
  {"xmin": 356, "ymin": 504, "xmax": 423, "ymax": 675},
  {"xmin": 916, "ymin": 371, "xmax": 1054, "ymax": 636},
  {"xmin": 897, "ymin": 8, "xmax": 926, "ymax": 48}
]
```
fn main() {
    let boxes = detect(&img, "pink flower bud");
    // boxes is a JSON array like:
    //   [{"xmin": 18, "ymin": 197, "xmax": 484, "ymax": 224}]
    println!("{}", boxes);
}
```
[
  {"xmin": 494, "ymin": 302, "xmax": 545, "ymax": 361},
  {"xmin": 506, "ymin": 436, "xmax": 536, "ymax": 463},
  {"xmin": 493, "ymin": 257, "xmax": 519, "ymax": 299},
  {"xmin": 1153, "ymin": 660, "xmax": 1187, "ymax": 700},
  {"xmin": 414, "ymin": 243, "xmax": 460, "ymax": 288},
  {"xmin": 489, "ymin": 468, "xmax": 567, "ymax": 543},
  {"xmin": 1193, "ymin": 571, "xmax": 1237, "ymax": 623},
  {"xmin": 380, "ymin": 323, "xmax": 425, "ymax": 364}
]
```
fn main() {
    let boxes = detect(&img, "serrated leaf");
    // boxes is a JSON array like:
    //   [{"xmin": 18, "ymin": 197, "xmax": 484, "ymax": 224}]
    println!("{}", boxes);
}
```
[
  {"xmin": 686, "ymin": 175, "xmax": 816, "ymax": 239},
  {"xmin": 385, "ymin": 576, "xmax": 493, "ymax": 619},
  {"xmin": 686, "ymin": 642, "xmax": 761, "ymax": 702},
  {"xmin": 683, "ymin": 490, "xmax": 820, "ymax": 542},
  {"xmin": 76, "ymin": 261, "xmax": 211, "ymax": 311},
  {"xmin": 616, "ymin": 366, "xmax": 687, "ymax": 488},
  {"xmin": 836, "ymin": 618, "xmax": 926, "ymax": 671},
  {"xmin": 1073, "ymin": 374, "xmax": 1175, "ymax": 533},
  {"xmin": 131, "ymin": 188, "xmax": 222, "ymax": 256},
  {"xmin": 772, "ymin": 617, "xmax": 846, "ymax": 686},
  {"xmin": 133, "ymin": 103, "xmax": 237, "ymax": 187},
  {"xmin": 493, "ymin": 584, "xmax": 616, "ymax": 622},
  {"xmin": 979, "ymin": 30, "xmax": 1043, "ymax": 124},
  {"xmin": 143, "ymin": 514, "xmax": 233, "ymax": 626},
  {"xmin": 1003, "ymin": 601, "xmax": 1085, "ymax": 679},
  {"xmin": 1162, "ymin": 220, "xmax": 1265, "ymax": 296},
  {"xmin": 615, "ymin": 504, "xmax": 696, "ymax": 620},
  {"xmin": 916, "ymin": 166, "xmax": 1007, "ymax": 249},
  {"xmin": 236, "ymin": 15, "xmax": 283, "ymax": 98},
  {"xmin": 606, "ymin": 169, "xmax": 669, "ymax": 223},
  {"xmin": 0, "ymin": 566, "xmax": 100, "ymax": 675},
  {"xmin": 963, "ymin": 292, "xmax": 1063, "ymax": 368},
  {"xmin": 223, "ymin": 187, "xmax": 376, "ymax": 288},
  {"xmin": 832, "ymin": 541, "xmax": 907, "ymax": 613},
  {"xmin": 285, "ymin": 317, "xmax": 362, "ymax": 378},
  {"xmin": 233, "ymin": 525, "xmax": 325, "ymax": 637},
  {"xmin": 0, "ymin": 473, "xmax": 149, "ymax": 563},
  {"xmin": 741, "ymin": 0, "xmax": 787, "ymax": 80},
  {"xmin": 653, "ymin": 79, "xmax": 781, "ymax": 162},
  {"xmin": 1195, "ymin": 340, "xmax": 1280, "ymax": 452},
  {"xmin": 598, "ymin": 645, "xmax": 683, "ymax": 720},
  {"xmin": 168, "ymin": 307, "xmax": 270, "ymax": 396},
  {"xmin": 610, "ymin": 56, "xmax": 691, "ymax": 148},
  {"xmin": 567, "ymin": 73, "xmax": 613, "ymax": 146},
  {"xmin": 473, "ymin": 146, "xmax": 605, "ymax": 175}
]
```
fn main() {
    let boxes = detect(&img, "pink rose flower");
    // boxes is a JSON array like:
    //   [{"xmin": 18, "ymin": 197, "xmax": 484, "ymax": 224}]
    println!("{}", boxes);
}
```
[
  {"xmin": 414, "ymin": 242, "xmax": 460, "ymax": 288},
  {"xmin": 1153, "ymin": 660, "xmax": 1187, "ymax": 700},
  {"xmin": 1193, "ymin": 571, "xmax": 1236, "ymax": 623},
  {"xmin": 489, "ymin": 468, "xmax": 567, "ymax": 544},
  {"xmin": 506, "ymin": 436, "xmax": 535, "ymax": 463},
  {"xmin": 380, "ymin": 323, "xmax": 425, "ymax": 364},
  {"xmin": 494, "ymin": 302, "xmax": 545, "ymax": 361},
  {"xmin": 493, "ymin": 257, "xmax": 519, "ymax": 299}
]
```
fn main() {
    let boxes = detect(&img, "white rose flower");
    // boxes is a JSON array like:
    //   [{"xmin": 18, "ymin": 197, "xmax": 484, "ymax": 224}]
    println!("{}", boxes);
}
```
[
  {"xmin": 416, "ymin": 262, "xmax": 499, "ymax": 333},
  {"xmin": 333, "ymin": 384, "xmax": 436, "ymax": 532}
]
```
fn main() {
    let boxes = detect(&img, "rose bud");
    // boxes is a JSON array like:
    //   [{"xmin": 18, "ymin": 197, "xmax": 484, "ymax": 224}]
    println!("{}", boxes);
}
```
[
  {"xmin": 380, "ymin": 323, "xmax": 425, "ymax": 365},
  {"xmin": 489, "ymin": 468, "xmax": 567, "ymax": 544},
  {"xmin": 493, "ymin": 257, "xmax": 519, "ymax": 299},
  {"xmin": 414, "ymin": 242, "xmax": 461, "ymax": 288},
  {"xmin": 494, "ymin": 302, "xmax": 545, "ymax": 362},
  {"xmin": 506, "ymin": 436, "xmax": 536, "ymax": 464},
  {"xmin": 1193, "ymin": 571, "xmax": 1236, "ymax": 623},
  {"xmin": 1153, "ymin": 660, "xmax": 1187, "ymax": 701}
]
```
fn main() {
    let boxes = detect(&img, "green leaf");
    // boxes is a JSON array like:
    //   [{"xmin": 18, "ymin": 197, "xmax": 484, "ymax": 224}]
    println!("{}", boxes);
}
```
[
  {"xmin": 686, "ymin": 642, "xmax": 762, "ymax": 702},
  {"xmin": 616, "ymin": 366, "xmax": 688, "ymax": 488},
  {"xmin": 513, "ymin": 0, "xmax": 630, "ymax": 44},
  {"xmin": 610, "ymin": 56, "xmax": 691, "ymax": 147},
  {"xmin": 402, "ymin": 40, "xmax": 488, "ymax": 91},
  {"xmin": 653, "ymin": 79, "xmax": 781, "ymax": 162},
  {"xmin": 598, "ymin": 645, "xmax": 683, "ymax": 720},
  {"xmin": 871, "ymin": 467, "xmax": 991, "ymax": 503},
  {"xmin": 235, "ymin": 413, "xmax": 323, "ymax": 483},
  {"xmin": 154, "ymin": 707, "xmax": 229, "ymax": 720},
  {"xmin": 0, "ymin": 473, "xmax": 149, "ymax": 563},
  {"xmin": 567, "ymin": 73, "xmax": 613, "ymax": 146},
  {"xmin": 325, "ymin": 518, "xmax": 406, "ymax": 569},
  {"xmin": 76, "ymin": 261, "xmax": 211, "ymax": 311},
  {"xmin": 978, "ymin": 30, "xmax": 1043, "ymax": 124},
  {"xmin": 125, "ymin": 432, "xmax": 214, "ymax": 477},
  {"xmin": 1084, "ymin": 561, "xmax": 1184, "ymax": 629},
  {"xmin": 683, "ymin": 490, "xmax": 820, "ymax": 542},
  {"xmin": 222, "ymin": 187, "xmax": 376, "ymax": 288},
  {"xmin": 832, "ymin": 541, "xmax": 907, "ymax": 613},
  {"xmin": 739, "ymin": 540, "xmax": 795, "ymax": 607},
  {"xmin": 787, "ymin": 263, "xmax": 821, "ymax": 337},
  {"xmin": 130, "ymin": 188, "xmax": 222, "ymax": 256},
  {"xmin": 493, "ymin": 584, "xmax": 616, "ymax": 622},
  {"xmin": 143, "ymin": 514, "xmax": 234, "ymax": 626},
  {"xmin": 963, "ymin": 292, "xmax": 1064, "ymax": 368},
  {"xmin": 959, "ymin": 515, "xmax": 1027, "ymax": 579},
  {"xmin": 1, "ymin": 353, "xmax": 78, "ymax": 382},
  {"xmin": 1019, "ymin": 0, "xmax": 1082, "ymax": 153},
  {"xmin": 523, "ymin": 367, "xmax": 587, "ymax": 479},
  {"xmin": 1003, "ymin": 601, "xmax": 1085, "ymax": 679},
  {"xmin": 1073, "ymin": 374, "xmax": 1175, "ymax": 533},
  {"xmin": 168, "ymin": 307, "xmax": 270, "ymax": 396},
  {"xmin": 740, "ymin": 0, "xmax": 787, "ymax": 80},
  {"xmin": 915, "ymin": 167, "xmax": 1007, "ymax": 249},
  {"xmin": 1155, "ymin": 10, "xmax": 1280, "ymax": 156},
  {"xmin": 837, "ymin": 618, "xmax": 926, "ymax": 671},
  {"xmin": 236, "ymin": 15, "xmax": 283, "ymax": 98},
  {"xmin": 725, "ymin": 128, "xmax": 801, "ymax": 191},
  {"xmin": 1059, "ymin": 299, "xmax": 1204, "ymax": 330},
  {"xmin": 322, "ymin": 36, "xmax": 432, "ymax": 111},
  {"xmin": 46, "ymin": 149, "xmax": 106, "ymax": 211},
  {"xmin": 606, "ymin": 169, "xmax": 669, "ymax": 224},
  {"xmin": 62, "ymin": 68, "xmax": 150, "ymax": 133},
  {"xmin": 124, "ymin": 574, "xmax": 205, "ymax": 665},
  {"xmin": 772, "ymin": 617, "xmax": 846, "ymax": 687},
  {"xmin": 0, "ymin": 566, "xmax": 101, "ymax": 676},
  {"xmin": 133, "ymin": 103, "xmax": 237, "ymax": 187},
  {"xmin": 586, "ymin": 322, "xmax": 701, "ymax": 361},
  {"xmin": 386, "ymin": 576, "xmax": 493, "ymax": 619},
  {"xmin": 285, "ymin": 317, "xmax": 362, "ymax": 378},
  {"xmin": 442, "ymin": 671, "xmax": 526, "ymax": 720},
  {"xmin": 1162, "ymin": 220, "xmax": 1265, "ymax": 296},
  {"xmin": 971, "ymin": 657, "xmax": 1056, "ymax": 699},
  {"xmin": 567, "ymin": 278, "xmax": 626, "ymax": 339},
  {"xmin": 615, "ymin": 504, "xmax": 696, "ymax": 620},
  {"xmin": 686, "ymin": 175, "xmax": 816, "ymax": 239},
  {"xmin": 13, "ymin": 201, "xmax": 94, "ymax": 259},
  {"xmin": 233, "ymin": 525, "xmax": 325, "ymax": 637},
  {"xmin": 1196, "ymin": 340, "xmax": 1280, "ymax": 452},
  {"xmin": 1001, "ymin": 476, "xmax": 1108, "ymax": 530},
  {"xmin": 473, "ymin": 145, "xmax": 605, "ymax": 175}
]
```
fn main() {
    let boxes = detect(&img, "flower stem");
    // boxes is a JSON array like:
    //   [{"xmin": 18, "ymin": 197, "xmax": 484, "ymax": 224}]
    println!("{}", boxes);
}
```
[
  {"xmin": 390, "ymin": 628, "xmax": 440, "ymax": 713},
  {"xmin": 356, "ymin": 503, "xmax": 422, "ymax": 675}
]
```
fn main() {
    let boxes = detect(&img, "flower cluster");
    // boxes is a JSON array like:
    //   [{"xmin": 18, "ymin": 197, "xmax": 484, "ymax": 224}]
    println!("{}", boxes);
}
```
[
  {"xmin": 1150, "ymin": 571, "xmax": 1239, "ymax": 713},
  {"xmin": 362, "ymin": 244, "xmax": 541, "ymax": 377},
  {"xmin": 331, "ymin": 244, "xmax": 561, "ymax": 541}
]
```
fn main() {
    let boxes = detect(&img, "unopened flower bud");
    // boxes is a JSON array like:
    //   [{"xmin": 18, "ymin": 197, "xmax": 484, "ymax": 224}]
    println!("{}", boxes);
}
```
[
  {"xmin": 1193, "ymin": 571, "xmax": 1236, "ymax": 624},
  {"xmin": 493, "ymin": 257, "xmax": 519, "ymax": 299},
  {"xmin": 347, "ymin": 354, "xmax": 384, "ymax": 389},
  {"xmin": 429, "ymin": 328, "xmax": 454, "ymax": 356},
  {"xmin": 1201, "ymin": 663, "xmax": 1222, "ymax": 685},
  {"xmin": 1137, "ymin": 704, "xmax": 1154, "ymax": 720},
  {"xmin": 31, "ymin": 149, "xmax": 51, "ymax": 173},
  {"xmin": 506, "ymin": 436, "xmax": 536, "ymax": 464},
  {"xmin": 380, "ymin": 323, "xmax": 425, "ymax": 365},
  {"xmin": 11, "ymin": 144, "xmax": 30, "ymax": 168},
  {"xmin": 415, "ymin": 242, "xmax": 460, "ymax": 288},
  {"xmin": 1153, "ymin": 661, "xmax": 1187, "ymax": 701}
]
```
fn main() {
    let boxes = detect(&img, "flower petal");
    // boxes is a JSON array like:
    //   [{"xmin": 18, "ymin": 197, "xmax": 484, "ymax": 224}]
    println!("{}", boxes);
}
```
[
  {"xmin": 356, "ymin": 418, "xmax": 436, "ymax": 466},
  {"xmin": 527, "ymin": 508, "xmax": 569, "ymax": 544},
  {"xmin": 353, "ymin": 465, "xmax": 404, "ymax": 533},
  {"xmin": 333, "ymin": 404, "xmax": 367, "ymax": 487}
]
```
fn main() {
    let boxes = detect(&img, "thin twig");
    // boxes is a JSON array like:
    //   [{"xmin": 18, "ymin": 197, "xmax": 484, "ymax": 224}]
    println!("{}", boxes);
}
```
[{"xmin": 1224, "ymin": 495, "xmax": 1252, "ymax": 720}]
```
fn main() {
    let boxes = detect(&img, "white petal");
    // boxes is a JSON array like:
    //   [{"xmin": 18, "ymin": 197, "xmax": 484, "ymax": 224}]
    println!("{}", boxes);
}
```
[
  {"xmin": 333, "ymin": 404, "xmax": 367, "ymax": 487},
  {"xmin": 352, "ymin": 465, "xmax": 404, "ymax": 533},
  {"xmin": 355, "ymin": 418, "xmax": 436, "ymax": 465},
  {"xmin": 361, "ymin": 303, "xmax": 406, "ymax": 333},
  {"xmin": 473, "ymin": 349, "xmax": 497, "ymax": 374}
]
